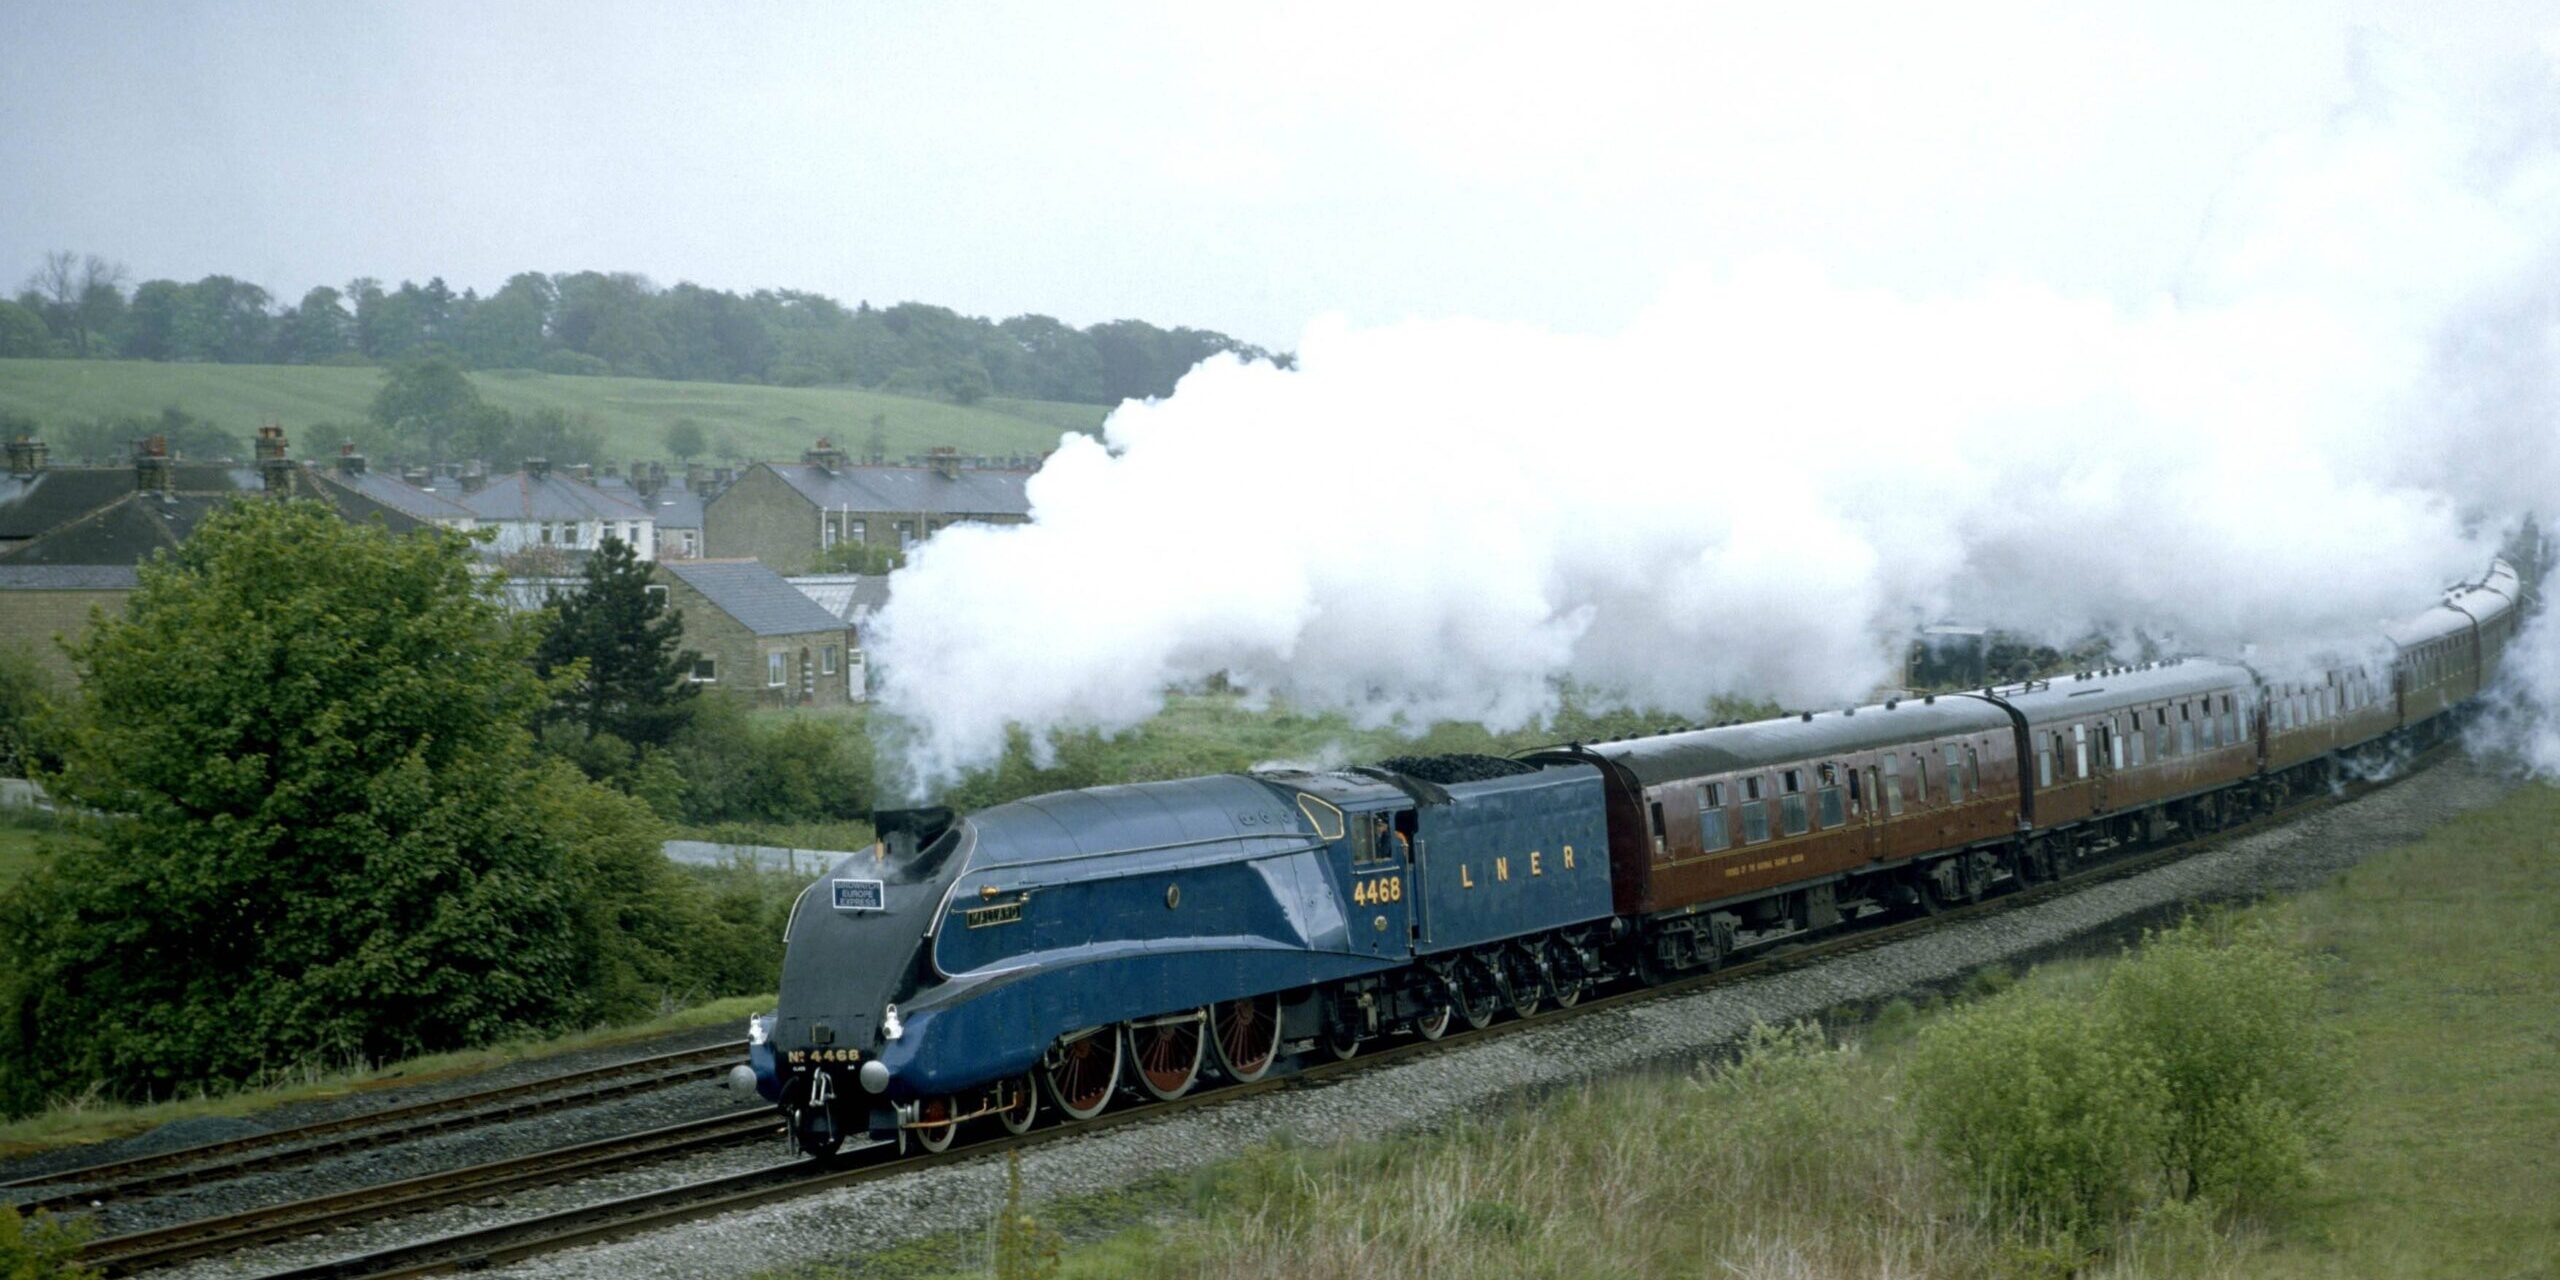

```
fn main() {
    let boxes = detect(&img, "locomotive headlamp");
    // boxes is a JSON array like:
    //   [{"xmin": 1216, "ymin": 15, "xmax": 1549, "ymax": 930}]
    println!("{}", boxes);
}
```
[
  {"xmin": 882, "ymin": 1003, "xmax": 904, "ymax": 1041},
  {"xmin": 859, "ymin": 1059, "xmax": 891, "ymax": 1093},
  {"xmin": 747, "ymin": 1015, "xmax": 771, "ymax": 1047}
]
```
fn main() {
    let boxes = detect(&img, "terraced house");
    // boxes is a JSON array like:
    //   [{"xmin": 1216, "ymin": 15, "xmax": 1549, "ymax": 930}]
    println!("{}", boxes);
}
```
[
  {"xmin": 457, "ymin": 459, "xmax": 656, "ymax": 560},
  {"xmin": 654, "ymin": 559, "xmax": 858, "ymax": 705},
  {"xmin": 702, "ymin": 440, "xmax": 1032, "ymax": 572}
]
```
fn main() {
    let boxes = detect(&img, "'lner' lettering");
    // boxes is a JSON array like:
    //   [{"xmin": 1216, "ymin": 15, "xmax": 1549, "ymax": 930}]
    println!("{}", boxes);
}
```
[
  {"xmin": 1530, "ymin": 849, "xmax": 1543, "ymax": 876},
  {"xmin": 1495, "ymin": 856, "xmax": 1510, "ymax": 882}
]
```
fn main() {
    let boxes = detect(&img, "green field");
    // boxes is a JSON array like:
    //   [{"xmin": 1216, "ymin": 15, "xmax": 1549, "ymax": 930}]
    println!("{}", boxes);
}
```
[
  {"xmin": 0, "ymin": 359, "xmax": 1105, "ymax": 464},
  {"xmin": 822, "ymin": 779, "xmax": 2559, "ymax": 1280}
]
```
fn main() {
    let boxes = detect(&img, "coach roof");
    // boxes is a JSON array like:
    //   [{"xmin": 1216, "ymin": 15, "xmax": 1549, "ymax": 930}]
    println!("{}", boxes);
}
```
[{"xmin": 1547, "ymin": 697, "xmax": 2011, "ymax": 785}]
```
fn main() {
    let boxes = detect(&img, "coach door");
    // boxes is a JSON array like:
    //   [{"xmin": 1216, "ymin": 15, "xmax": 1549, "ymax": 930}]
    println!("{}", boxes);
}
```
[{"xmin": 1337, "ymin": 809, "xmax": 1414, "ymax": 959}]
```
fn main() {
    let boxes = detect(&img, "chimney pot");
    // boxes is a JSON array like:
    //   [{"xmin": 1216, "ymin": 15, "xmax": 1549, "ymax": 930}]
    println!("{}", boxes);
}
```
[
  {"xmin": 461, "ymin": 463, "xmax": 487, "ymax": 494},
  {"xmin": 525, "ymin": 457, "xmax": 551, "ymax": 481},
  {"xmin": 134, "ymin": 435, "xmax": 173, "ymax": 491},
  {"xmin": 6, "ymin": 434, "xmax": 47, "ymax": 479}
]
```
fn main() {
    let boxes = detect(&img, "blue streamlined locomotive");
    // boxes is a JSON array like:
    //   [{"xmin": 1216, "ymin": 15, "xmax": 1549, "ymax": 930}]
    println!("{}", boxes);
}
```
[
  {"xmin": 754, "ymin": 757, "xmax": 1612, "ymax": 1154},
  {"xmin": 751, "ymin": 557, "xmax": 2531, "ymax": 1156}
]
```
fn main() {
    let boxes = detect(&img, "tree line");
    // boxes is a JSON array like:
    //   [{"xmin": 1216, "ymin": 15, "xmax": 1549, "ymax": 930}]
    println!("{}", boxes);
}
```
[{"xmin": 1, "ymin": 250, "xmax": 1290, "ymax": 406}]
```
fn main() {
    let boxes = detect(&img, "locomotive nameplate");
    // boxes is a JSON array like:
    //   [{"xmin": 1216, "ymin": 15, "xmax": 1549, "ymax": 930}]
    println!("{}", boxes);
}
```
[{"xmin": 833, "ymin": 878, "xmax": 887, "ymax": 911}]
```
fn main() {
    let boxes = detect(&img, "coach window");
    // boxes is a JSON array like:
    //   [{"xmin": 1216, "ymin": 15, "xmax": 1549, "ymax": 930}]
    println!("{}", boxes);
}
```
[
  {"xmin": 1698, "ymin": 783, "xmax": 1730, "ymax": 851},
  {"xmin": 2035, "ymin": 733, "xmax": 2053, "ymax": 787},
  {"xmin": 1742, "ymin": 776, "xmax": 1771, "ymax": 843},
  {"xmin": 2111, "ymin": 717, "xmax": 2128, "ymax": 769},
  {"xmin": 1914, "ymin": 756, "xmax": 1932, "ymax": 805},
  {"xmin": 1880, "ymin": 755, "xmax": 1905, "ymax": 817},
  {"xmin": 2200, "ymin": 703, "xmax": 2218, "ymax": 748},
  {"xmin": 2152, "ymin": 707, "xmax": 2170, "ymax": 759},
  {"xmin": 1779, "ymin": 769, "xmax": 1811, "ymax": 837},
  {"xmin": 2224, "ymin": 696, "xmax": 2241, "ymax": 743},
  {"xmin": 1940, "ymin": 745, "xmax": 1964, "ymax": 805},
  {"xmin": 2128, "ymin": 713, "xmax": 2146, "ymax": 766},
  {"xmin": 2073, "ymin": 724, "xmax": 2090, "ymax": 778},
  {"xmin": 2180, "ymin": 705, "xmax": 2198, "ymax": 755},
  {"xmin": 1817, "ymin": 765, "xmax": 1846, "ymax": 828}
]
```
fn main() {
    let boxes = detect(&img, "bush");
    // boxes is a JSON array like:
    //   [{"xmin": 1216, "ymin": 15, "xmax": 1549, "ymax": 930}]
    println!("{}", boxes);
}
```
[
  {"xmin": 0, "ymin": 1204, "xmax": 93, "ymax": 1279},
  {"xmin": 2099, "ymin": 916, "xmax": 2342, "ymax": 1206},
  {"xmin": 0, "ymin": 645, "xmax": 65, "ymax": 778},
  {"xmin": 666, "ymin": 699, "xmax": 872, "ymax": 827},
  {"xmin": 1907, "ymin": 985, "xmax": 2165, "ymax": 1232}
]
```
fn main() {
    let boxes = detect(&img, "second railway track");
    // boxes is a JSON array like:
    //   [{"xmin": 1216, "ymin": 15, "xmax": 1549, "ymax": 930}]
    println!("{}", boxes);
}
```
[{"xmin": 4, "ymin": 1040, "xmax": 747, "ymax": 1215}]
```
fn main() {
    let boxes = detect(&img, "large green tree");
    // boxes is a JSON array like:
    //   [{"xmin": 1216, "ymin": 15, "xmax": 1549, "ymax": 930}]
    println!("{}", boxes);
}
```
[
  {"xmin": 0, "ymin": 502, "xmax": 648, "ymax": 1112},
  {"xmin": 370, "ymin": 357, "xmax": 484, "ymax": 460},
  {"xmin": 534, "ymin": 536, "xmax": 700, "ymax": 749}
]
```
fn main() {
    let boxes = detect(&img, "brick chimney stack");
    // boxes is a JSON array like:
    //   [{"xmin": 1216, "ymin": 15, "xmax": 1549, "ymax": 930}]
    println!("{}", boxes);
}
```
[
  {"xmin": 335, "ymin": 441, "xmax": 367, "ymax": 476},
  {"xmin": 525, "ymin": 458, "xmax": 551, "ymax": 481},
  {"xmin": 461, "ymin": 461, "xmax": 487, "ymax": 493},
  {"xmin": 685, "ymin": 461, "xmax": 706, "ymax": 491},
  {"xmin": 803, "ymin": 437, "xmax": 848, "ymax": 472},
  {"xmin": 255, "ymin": 424, "xmax": 292, "ymax": 493},
  {"xmin": 927, "ymin": 445, "xmax": 960, "ymax": 480},
  {"xmin": 572, "ymin": 462, "xmax": 593, "ymax": 484},
  {"xmin": 134, "ymin": 435, "xmax": 173, "ymax": 492},
  {"xmin": 6, "ymin": 434, "xmax": 46, "ymax": 479}
]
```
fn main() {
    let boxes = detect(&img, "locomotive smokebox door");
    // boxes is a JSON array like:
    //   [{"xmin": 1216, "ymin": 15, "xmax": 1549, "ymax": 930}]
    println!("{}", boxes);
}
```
[{"xmin": 1333, "ymin": 808, "xmax": 1416, "ymax": 958}]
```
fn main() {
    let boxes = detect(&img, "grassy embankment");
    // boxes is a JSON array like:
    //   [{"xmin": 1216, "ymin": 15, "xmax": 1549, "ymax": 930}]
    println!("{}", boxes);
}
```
[
  {"xmin": 825, "ymin": 779, "xmax": 2559, "ymax": 1280},
  {"xmin": 0, "ymin": 358, "xmax": 1100, "ymax": 462}
]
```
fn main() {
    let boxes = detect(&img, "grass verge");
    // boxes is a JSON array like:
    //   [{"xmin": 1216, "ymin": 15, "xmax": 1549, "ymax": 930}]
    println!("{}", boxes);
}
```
[{"xmin": 798, "ymin": 780, "xmax": 2556, "ymax": 1280}]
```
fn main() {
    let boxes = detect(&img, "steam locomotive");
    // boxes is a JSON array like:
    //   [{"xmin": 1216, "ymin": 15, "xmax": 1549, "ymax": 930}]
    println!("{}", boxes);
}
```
[{"xmin": 749, "ymin": 559, "xmax": 2527, "ymax": 1156}]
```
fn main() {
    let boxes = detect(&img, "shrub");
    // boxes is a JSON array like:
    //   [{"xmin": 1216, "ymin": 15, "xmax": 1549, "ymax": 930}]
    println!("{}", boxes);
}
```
[
  {"xmin": 1907, "ymin": 985, "xmax": 2165, "ymax": 1232},
  {"xmin": 2098, "ymin": 915, "xmax": 2342, "ymax": 1206},
  {"xmin": 0, "ymin": 1204, "xmax": 94, "ymax": 1279},
  {"xmin": 538, "ymin": 349, "xmax": 611, "ymax": 376}
]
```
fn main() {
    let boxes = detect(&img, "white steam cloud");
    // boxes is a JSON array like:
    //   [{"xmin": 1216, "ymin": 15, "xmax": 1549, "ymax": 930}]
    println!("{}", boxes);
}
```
[{"xmin": 871, "ymin": 37, "xmax": 2560, "ymax": 796}]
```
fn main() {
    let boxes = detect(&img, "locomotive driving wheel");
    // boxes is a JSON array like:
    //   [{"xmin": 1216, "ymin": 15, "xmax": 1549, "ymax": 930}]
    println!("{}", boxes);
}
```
[
  {"xmin": 1128, "ymin": 1009, "xmax": 1206, "ymax": 1101},
  {"xmin": 1545, "ymin": 938, "xmax": 1586, "ymax": 1009},
  {"xmin": 1412, "ymin": 995, "xmax": 1453, "ymax": 1041},
  {"xmin": 913, "ymin": 1094, "xmax": 960, "ymax": 1153},
  {"xmin": 1209, "ymin": 994, "xmax": 1281, "ymax": 1083},
  {"xmin": 1456, "ymin": 959, "xmax": 1501, "ymax": 1030},
  {"xmin": 1043, "ymin": 1027, "xmax": 1123, "ymax": 1122}
]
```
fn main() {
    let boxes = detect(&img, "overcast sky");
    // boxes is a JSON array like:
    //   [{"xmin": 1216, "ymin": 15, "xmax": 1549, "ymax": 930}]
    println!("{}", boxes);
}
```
[{"xmin": 1, "ymin": 2, "xmax": 2550, "ymax": 349}]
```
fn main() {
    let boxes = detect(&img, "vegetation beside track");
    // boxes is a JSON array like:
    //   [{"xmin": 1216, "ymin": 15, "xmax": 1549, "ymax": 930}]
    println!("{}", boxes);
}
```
[{"xmin": 830, "ymin": 780, "xmax": 2559, "ymax": 1280}]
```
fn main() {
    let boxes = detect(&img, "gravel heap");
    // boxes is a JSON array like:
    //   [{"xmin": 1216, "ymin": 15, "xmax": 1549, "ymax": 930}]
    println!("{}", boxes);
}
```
[{"xmin": 477, "ymin": 756, "xmax": 2516, "ymax": 1280}]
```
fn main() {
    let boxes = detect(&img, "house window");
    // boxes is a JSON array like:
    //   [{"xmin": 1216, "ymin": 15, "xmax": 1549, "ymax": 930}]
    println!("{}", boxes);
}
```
[
  {"xmin": 767, "ymin": 651, "xmax": 786, "ymax": 687},
  {"xmin": 896, "ymin": 521, "xmax": 917, "ymax": 548},
  {"xmin": 822, "ymin": 645, "xmax": 839, "ymax": 675},
  {"xmin": 823, "ymin": 515, "xmax": 840, "ymax": 548},
  {"xmin": 539, "ymin": 522, "xmax": 554, "ymax": 544},
  {"xmin": 849, "ymin": 519, "xmax": 866, "ymax": 542},
  {"xmin": 681, "ymin": 530, "xmax": 699, "ymax": 556},
  {"xmin": 691, "ymin": 657, "xmax": 716, "ymax": 683}
]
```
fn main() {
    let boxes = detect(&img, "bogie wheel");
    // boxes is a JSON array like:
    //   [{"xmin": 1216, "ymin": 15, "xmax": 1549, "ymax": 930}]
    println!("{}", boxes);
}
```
[
  {"xmin": 998, "ymin": 1073, "xmax": 1040, "ymax": 1136},
  {"xmin": 1413, "ymin": 999, "xmax": 1453, "ymax": 1041},
  {"xmin": 1324, "ymin": 1021, "xmax": 1361, "ymax": 1060},
  {"xmin": 1209, "ymin": 994, "xmax": 1282, "ymax": 1084},
  {"xmin": 1128, "ymin": 1010, "xmax": 1206, "ymax": 1101},
  {"xmin": 912, "ymin": 1095, "xmax": 961, "ymax": 1154},
  {"xmin": 1043, "ymin": 1028, "xmax": 1122, "ymax": 1122},
  {"xmin": 1506, "ymin": 949, "xmax": 1545, "ymax": 1019},
  {"xmin": 1546, "ymin": 940, "xmax": 1585, "ymax": 1009},
  {"xmin": 790, "ymin": 1107, "xmax": 843, "ymax": 1160},
  {"xmin": 1457, "ymin": 961, "xmax": 1501, "ymax": 1030}
]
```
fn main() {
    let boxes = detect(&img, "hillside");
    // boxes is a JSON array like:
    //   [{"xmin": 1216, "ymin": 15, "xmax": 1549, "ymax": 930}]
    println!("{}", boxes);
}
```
[{"xmin": 0, "ymin": 359, "xmax": 1104, "ymax": 464}]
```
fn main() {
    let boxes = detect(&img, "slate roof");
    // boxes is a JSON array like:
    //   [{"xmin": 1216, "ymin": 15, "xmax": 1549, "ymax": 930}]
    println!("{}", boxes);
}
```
[
  {"xmin": 0, "ymin": 563, "xmax": 140, "ymax": 590},
  {"xmin": 308, "ymin": 468, "xmax": 477, "ymax": 523},
  {"xmin": 457, "ymin": 471, "xmax": 653, "ymax": 523},
  {"xmin": 598, "ymin": 476, "xmax": 705, "ymax": 530},
  {"xmin": 659, "ymin": 559, "xmax": 846, "ymax": 636},
  {"xmin": 0, "ymin": 493, "xmax": 236, "ymax": 565},
  {"xmin": 786, "ymin": 573, "xmax": 893, "ymax": 624},
  {"xmin": 766, "ymin": 463, "xmax": 1031, "ymax": 517},
  {"xmin": 0, "ymin": 465, "xmax": 256, "ymax": 540}
]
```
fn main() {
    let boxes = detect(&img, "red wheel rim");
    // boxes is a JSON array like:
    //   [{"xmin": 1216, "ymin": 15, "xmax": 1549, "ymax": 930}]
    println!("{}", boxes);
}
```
[
  {"xmin": 915, "ymin": 1094, "xmax": 958, "ymax": 1153},
  {"xmin": 1047, "ymin": 1030, "xmax": 1120, "ymax": 1120},
  {"xmin": 1211, "ymin": 995, "xmax": 1280, "ymax": 1083},
  {"xmin": 1130, "ymin": 1012, "xmax": 1204, "ymax": 1100}
]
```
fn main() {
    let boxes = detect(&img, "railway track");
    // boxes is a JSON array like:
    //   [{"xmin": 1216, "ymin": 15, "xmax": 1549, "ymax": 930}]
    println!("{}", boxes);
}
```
[
  {"xmin": 4, "ymin": 1040, "xmax": 747, "ymax": 1216},
  {"xmin": 237, "ymin": 749, "xmax": 2441, "ymax": 1280}
]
